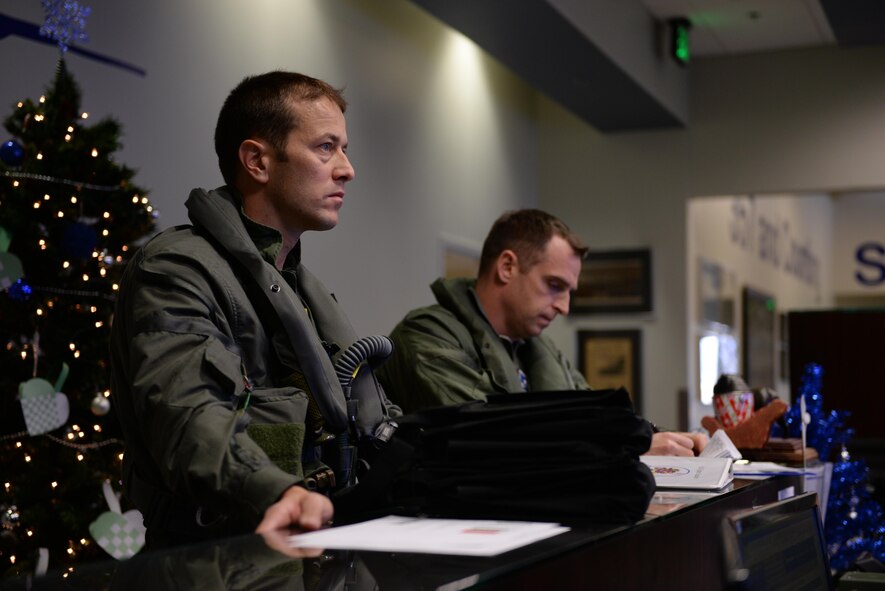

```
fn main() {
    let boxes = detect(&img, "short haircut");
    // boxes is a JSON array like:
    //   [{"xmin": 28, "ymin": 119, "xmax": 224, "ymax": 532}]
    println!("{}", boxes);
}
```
[
  {"xmin": 478, "ymin": 209, "xmax": 588, "ymax": 276},
  {"xmin": 214, "ymin": 71, "xmax": 347, "ymax": 186}
]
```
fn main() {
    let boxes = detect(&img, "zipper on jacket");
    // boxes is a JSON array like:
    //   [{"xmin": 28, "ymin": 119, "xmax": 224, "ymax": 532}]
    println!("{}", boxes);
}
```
[{"xmin": 236, "ymin": 361, "xmax": 253, "ymax": 412}]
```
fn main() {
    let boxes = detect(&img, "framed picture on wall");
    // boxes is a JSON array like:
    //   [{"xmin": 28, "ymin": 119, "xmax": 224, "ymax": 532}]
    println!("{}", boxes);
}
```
[
  {"xmin": 440, "ymin": 233, "xmax": 481, "ymax": 279},
  {"xmin": 742, "ymin": 287, "xmax": 776, "ymax": 389},
  {"xmin": 572, "ymin": 249, "xmax": 652, "ymax": 314},
  {"xmin": 697, "ymin": 257, "xmax": 736, "ymax": 327},
  {"xmin": 578, "ymin": 329, "xmax": 642, "ymax": 413}
]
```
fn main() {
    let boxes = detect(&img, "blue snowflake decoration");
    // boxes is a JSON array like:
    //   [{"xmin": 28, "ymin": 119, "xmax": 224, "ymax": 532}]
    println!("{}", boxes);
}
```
[{"xmin": 39, "ymin": 0, "xmax": 91, "ymax": 53}]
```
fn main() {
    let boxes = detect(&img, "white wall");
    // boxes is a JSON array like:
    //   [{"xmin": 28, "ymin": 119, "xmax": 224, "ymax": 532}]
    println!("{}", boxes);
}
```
[
  {"xmin": 686, "ymin": 193, "xmax": 834, "ymax": 428},
  {"xmin": 538, "ymin": 46, "xmax": 885, "ymax": 431},
  {"xmin": 0, "ymin": 0, "xmax": 539, "ymax": 337},
  {"xmin": 833, "ymin": 191, "xmax": 885, "ymax": 297}
]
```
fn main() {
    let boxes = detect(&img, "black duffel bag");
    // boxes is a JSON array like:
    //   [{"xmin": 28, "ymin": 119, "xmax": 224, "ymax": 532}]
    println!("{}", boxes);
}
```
[{"xmin": 336, "ymin": 388, "xmax": 656, "ymax": 526}]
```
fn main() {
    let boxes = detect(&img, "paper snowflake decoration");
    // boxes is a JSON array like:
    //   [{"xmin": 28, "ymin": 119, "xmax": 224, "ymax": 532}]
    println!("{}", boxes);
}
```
[{"xmin": 39, "ymin": 0, "xmax": 91, "ymax": 52}]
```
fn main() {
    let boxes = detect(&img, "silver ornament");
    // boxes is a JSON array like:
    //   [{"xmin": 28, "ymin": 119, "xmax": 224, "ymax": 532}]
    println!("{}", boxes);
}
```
[{"xmin": 91, "ymin": 394, "xmax": 111, "ymax": 416}]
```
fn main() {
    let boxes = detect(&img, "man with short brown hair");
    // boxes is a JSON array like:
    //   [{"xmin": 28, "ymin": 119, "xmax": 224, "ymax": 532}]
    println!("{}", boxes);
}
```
[
  {"xmin": 378, "ymin": 209, "xmax": 704, "ymax": 456},
  {"xmin": 111, "ymin": 71, "xmax": 399, "ymax": 548}
]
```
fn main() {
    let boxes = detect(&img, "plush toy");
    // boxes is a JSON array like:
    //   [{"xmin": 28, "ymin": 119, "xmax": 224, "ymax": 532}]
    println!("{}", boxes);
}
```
[{"xmin": 702, "ymin": 373, "xmax": 788, "ymax": 449}]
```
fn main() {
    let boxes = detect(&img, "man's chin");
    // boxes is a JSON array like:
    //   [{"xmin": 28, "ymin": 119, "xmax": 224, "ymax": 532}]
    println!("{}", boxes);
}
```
[
  {"xmin": 525, "ymin": 325, "xmax": 545, "ymax": 338},
  {"xmin": 311, "ymin": 214, "xmax": 339, "ymax": 232}
]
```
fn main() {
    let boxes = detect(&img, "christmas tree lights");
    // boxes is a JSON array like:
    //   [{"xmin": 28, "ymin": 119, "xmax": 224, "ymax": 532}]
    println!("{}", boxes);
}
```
[{"xmin": 0, "ymin": 59, "xmax": 155, "ymax": 577}]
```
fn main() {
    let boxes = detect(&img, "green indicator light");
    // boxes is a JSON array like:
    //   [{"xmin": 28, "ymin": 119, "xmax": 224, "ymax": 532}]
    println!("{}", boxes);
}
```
[{"xmin": 670, "ymin": 18, "xmax": 692, "ymax": 66}]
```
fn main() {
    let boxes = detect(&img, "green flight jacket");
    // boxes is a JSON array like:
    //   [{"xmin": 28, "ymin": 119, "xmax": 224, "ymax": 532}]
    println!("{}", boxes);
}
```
[
  {"xmin": 377, "ymin": 277, "xmax": 588, "ymax": 414},
  {"xmin": 110, "ymin": 186, "xmax": 399, "ymax": 537}
]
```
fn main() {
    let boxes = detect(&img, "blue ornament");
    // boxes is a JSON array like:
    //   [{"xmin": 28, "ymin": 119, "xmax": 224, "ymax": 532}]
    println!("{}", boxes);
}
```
[
  {"xmin": 7, "ymin": 279, "xmax": 32, "ymax": 302},
  {"xmin": 771, "ymin": 363, "xmax": 853, "ymax": 460},
  {"xmin": 0, "ymin": 140, "xmax": 24, "ymax": 167},
  {"xmin": 39, "ymin": 0, "xmax": 91, "ymax": 53},
  {"xmin": 61, "ymin": 221, "xmax": 98, "ymax": 260}
]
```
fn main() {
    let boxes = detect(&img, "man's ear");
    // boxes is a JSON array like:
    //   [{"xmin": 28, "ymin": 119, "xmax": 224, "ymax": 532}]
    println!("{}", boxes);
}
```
[
  {"xmin": 238, "ymin": 139, "xmax": 271, "ymax": 184},
  {"xmin": 496, "ymin": 250, "xmax": 519, "ymax": 284}
]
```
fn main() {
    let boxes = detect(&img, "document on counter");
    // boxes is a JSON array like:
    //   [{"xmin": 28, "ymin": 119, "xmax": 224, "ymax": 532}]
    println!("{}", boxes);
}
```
[
  {"xmin": 641, "ymin": 456, "xmax": 734, "ymax": 490},
  {"xmin": 732, "ymin": 461, "xmax": 814, "ymax": 478},
  {"xmin": 699, "ymin": 429, "xmax": 742, "ymax": 460},
  {"xmin": 288, "ymin": 515, "xmax": 570, "ymax": 557}
]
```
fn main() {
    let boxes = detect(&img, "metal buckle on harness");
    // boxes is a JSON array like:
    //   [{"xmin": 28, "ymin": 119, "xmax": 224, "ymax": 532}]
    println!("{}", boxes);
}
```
[
  {"xmin": 303, "ymin": 467, "xmax": 337, "ymax": 492},
  {"xmin": 374, "ymin": 420, "xmax": 398, "ymax": 444}
]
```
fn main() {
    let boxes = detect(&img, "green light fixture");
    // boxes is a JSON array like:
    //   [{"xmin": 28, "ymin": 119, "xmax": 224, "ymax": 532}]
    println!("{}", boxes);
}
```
[{"xmin": 669, "ymin": 17, "xmax": 692, "ymax": 67}]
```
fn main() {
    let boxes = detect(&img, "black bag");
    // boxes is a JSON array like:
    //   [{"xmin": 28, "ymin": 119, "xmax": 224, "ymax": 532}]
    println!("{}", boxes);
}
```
[{"xmin": 336, "ymin": 388, "xmax": 656, "ymax": 525}]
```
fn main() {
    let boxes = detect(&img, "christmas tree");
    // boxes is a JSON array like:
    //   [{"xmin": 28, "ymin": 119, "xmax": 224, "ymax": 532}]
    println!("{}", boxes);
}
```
[
  {"xmin": 774, "ymin": 363, "xmax": 885, "ymax": 573},
  {"xmin": 0, "ymin": 58, "xmax": 156, "ymax": 577}
]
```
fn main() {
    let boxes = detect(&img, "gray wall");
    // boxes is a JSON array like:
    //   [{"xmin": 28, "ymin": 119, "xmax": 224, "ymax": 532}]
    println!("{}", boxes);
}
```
[{"xmin": 1, "ymin": 0, "xmax": 539, "ymax": 338}]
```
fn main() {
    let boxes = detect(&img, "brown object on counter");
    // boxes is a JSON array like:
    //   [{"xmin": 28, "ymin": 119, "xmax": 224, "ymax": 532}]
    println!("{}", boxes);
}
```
[{"xmin": 701, "ymin": 399, "xmax": 789, "ymax": 449}]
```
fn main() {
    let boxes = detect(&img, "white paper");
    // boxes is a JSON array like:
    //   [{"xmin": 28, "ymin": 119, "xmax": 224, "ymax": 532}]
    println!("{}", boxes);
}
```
[
  {"xmin": 641, "ymin": 456, "xmax": 734, "ymax": 490},
  {"xmin": 699, "ymin": 429, "xmax": 742, "ymax": 460},
  {"xmin": 288, "ymin": 515, "xmax": 570, "ymax": 557},
  {"xmin": 732, "ymin": 460, "xmax": 813, "ymax": 479}
]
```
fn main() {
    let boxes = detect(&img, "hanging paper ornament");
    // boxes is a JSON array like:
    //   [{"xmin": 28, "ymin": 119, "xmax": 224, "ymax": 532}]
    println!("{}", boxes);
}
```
[
  {"xmin": 18, "ymin": 363, "xmax": 71, "ymax": 436},
  {"xmin": 0, "ymin": 226, "xmax": 24, "ymax": 291},
  {"xmin": 61, "ymin": 222, "xmax": 98, "ymax": 261},
  {"xmin": 89, "ymin": 480, "xmax": 145, "ymax": 559},
  {"xmin": 90, "ymin": 393, "xmax": 110, "ymax": 416},
  {"xmin": 0, "ymin": 139, "xmax": 24, "ymax": 167},
  {"xmin": 35, "ymin": 548, "xmax": 50, "ymax": 578},
  {"xmin": 0, "ymin": 252, "xmax": 24, "ymax": 291}
]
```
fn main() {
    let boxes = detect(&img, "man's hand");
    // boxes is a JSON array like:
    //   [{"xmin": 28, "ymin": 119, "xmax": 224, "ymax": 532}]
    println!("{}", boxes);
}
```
[
  {"xmin": 646, "ymin": 431, "xmax": 708, "ymax": 456},
  {"xmin": 260, "ymin": 527, "xmax": 325, "ymax": 558},
  {"xmin": 255, "ymin": 486, "xmax": 333, "ymax": 534}
]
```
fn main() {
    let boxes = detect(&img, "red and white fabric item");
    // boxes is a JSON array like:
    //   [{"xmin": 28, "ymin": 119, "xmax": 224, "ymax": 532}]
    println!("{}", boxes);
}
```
[{"xmin": 713, "ymin": 390, "xmax": 754, "ymax": 428}]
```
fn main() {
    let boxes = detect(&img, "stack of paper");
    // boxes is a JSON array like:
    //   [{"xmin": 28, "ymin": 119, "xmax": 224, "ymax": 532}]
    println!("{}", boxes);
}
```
[{"xmin": 288, "ymin": 515, "xmax": 570, "ymax": 556}]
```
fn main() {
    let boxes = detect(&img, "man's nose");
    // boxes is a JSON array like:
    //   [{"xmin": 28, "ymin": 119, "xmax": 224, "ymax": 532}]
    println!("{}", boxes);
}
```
[
  {"xmin": 336, "ymin": 151, "xmax": 355, "ymax": 182},
  {"xmin": 553, "ymin": 292, "xmax": 570, "ymax": 316}
]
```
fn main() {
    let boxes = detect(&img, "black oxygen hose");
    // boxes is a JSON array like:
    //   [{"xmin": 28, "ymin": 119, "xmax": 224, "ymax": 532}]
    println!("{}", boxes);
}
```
[
  {"xmin": 334, "ymin": 335, "xmax": 394, "ymax": 392},
  {"xmin": 331, "ymin": 335, "xmax": 395, "ymax": 488}
]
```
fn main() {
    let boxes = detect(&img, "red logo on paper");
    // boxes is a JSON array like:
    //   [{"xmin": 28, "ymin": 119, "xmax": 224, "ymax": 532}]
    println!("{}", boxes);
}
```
[{"xmin": 651, "ymin": 466, "xmax": 690, "ymax": 476}]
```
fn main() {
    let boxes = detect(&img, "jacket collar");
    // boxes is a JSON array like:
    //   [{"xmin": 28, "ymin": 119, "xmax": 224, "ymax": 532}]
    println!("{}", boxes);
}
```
[
  {"xmin": 185, "ymin": 186, "xmax": 352, "ymax": 431},
  {"xmin": 187, "ymin": 186, "xmax": 303, "ymax": 271},
  {"xmin": 431, "ymin": 277, "xmax": 525, "ymax": 392}
]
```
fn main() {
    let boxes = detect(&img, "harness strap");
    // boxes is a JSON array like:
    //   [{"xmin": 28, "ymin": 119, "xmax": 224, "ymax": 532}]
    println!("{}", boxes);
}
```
[{"xmin": 125, "ymin": 461, "xmax": 229, "ymax": 539}]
